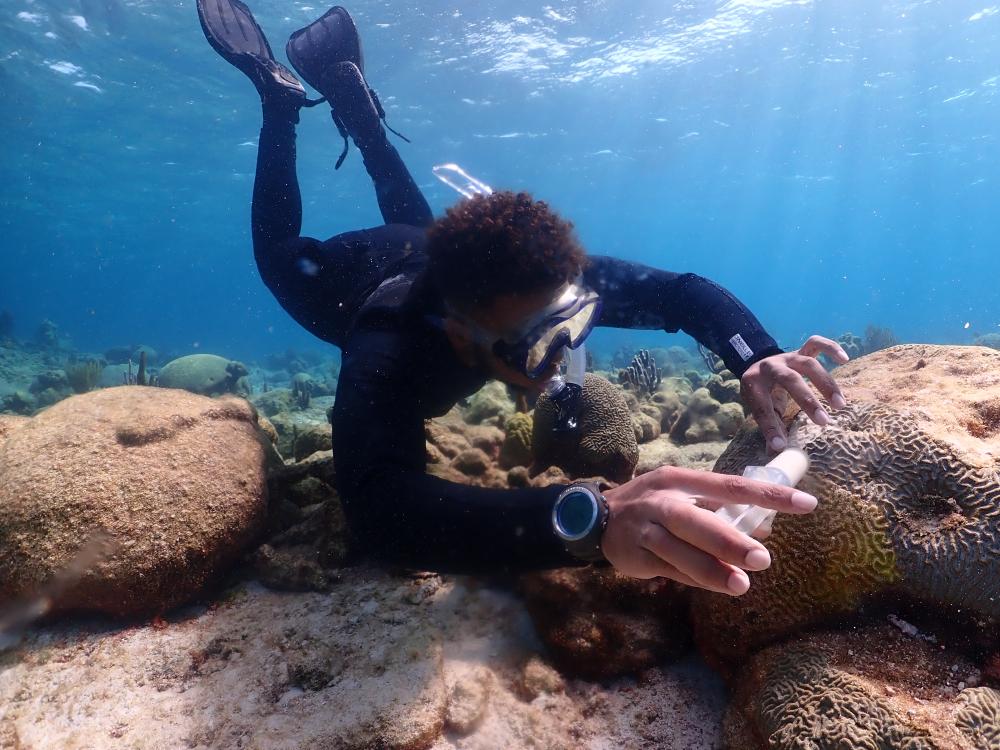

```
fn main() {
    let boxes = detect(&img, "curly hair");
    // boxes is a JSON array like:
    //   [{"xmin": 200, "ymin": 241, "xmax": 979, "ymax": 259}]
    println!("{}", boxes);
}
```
[{"xmin": 425, "ymin": 191, "xmax": 587, "ymax": 309}]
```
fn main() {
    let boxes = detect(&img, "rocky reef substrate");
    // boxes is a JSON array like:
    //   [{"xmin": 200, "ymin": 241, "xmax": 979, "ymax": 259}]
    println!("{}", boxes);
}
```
[{"xmin": 4, "ymin": 339, "xmax": 998, "ymax": 749}]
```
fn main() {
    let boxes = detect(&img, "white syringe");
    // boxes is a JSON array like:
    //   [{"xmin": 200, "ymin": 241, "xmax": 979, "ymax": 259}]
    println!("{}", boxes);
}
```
[{"xmin": 715, "ymin": 448, "xmax": 810, "ymax": 535}]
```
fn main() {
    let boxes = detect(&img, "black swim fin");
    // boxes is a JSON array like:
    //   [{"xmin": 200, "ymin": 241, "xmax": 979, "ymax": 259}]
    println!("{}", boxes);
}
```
[
  {"xmin": 286, "ymin": 6, "xmax": 409, "ymax": 168},
  {"xmin": 197, "ymin": 0, "xmax": 307, "ymax": 108},
  {"xmin": 286, "ymin": 6, "xmax": 364, "ymax": 98}
]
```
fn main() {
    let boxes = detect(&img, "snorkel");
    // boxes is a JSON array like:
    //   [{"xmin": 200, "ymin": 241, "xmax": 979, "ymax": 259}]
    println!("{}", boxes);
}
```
[
  {"xmin": 544, "ymin": 342, "xmax": 587, "ymax": 431},
  {"xmin": 433, "ymin": 163, "xmax": 594, "ymax": 432}
]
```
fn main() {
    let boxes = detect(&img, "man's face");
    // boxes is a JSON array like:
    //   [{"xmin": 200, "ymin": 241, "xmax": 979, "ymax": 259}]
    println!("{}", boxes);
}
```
[{"xmin": 445, "ymin": 286, "xmax": 565, "ymax": 391}]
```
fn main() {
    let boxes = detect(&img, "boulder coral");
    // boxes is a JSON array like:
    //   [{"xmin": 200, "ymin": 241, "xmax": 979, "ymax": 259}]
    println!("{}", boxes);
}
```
[
  {"xmin": 532, "ymin": 373, "xmax": 638, "ymax": 483},
  {"xmin": 0, "ymin": 413, "xmax": 29, "ymax": 445},
  {"xmin": 693, "ymin": 345, "xmax": 1000, "ymax": 668},
  {"xmin": 158, "ymin": 353, "xmax": 250, "ymax": 396},
  {"xmin": 0, "ymin": 387, "xmax": 268, "ymax": 617},
  {"xmin": 464, "ymin": 380, "xmax": 515, "ymax": 425},
  {"xmin": 669, "ymin": 387, "xmax": 745, "ymax": 444}
]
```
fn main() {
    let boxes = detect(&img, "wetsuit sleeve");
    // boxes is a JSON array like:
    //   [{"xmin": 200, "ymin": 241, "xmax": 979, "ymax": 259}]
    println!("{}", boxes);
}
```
[
  {"xmin": 583, "ymin": 255, "xmax": 783, "ymax": 378},
  {"xmin": 332, "ymin": 329, "xmax": 580, "ymax": 574}
]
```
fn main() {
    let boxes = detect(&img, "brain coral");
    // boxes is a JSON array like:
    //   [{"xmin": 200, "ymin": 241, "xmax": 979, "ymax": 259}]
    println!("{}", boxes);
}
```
[
  {"xmin": 692, "ymin": 345, "xmax": 1000, "ymax": 667},
  {"xmin": 532, "ymin": 373, "xmax": 638, "ymax": 483},
  {"xmin": 158, "ymin": 353, "xmax": 249, "ymax": 396},
  {"xmin": 724, "ymin": 624, "xmax": 998, "ymax": 750}
]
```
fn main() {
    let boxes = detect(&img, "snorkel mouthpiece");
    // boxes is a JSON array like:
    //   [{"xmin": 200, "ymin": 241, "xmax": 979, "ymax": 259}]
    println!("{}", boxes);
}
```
[{"xmin": 545, "ymin": 343, "xmax": 587, "ymax": 432}]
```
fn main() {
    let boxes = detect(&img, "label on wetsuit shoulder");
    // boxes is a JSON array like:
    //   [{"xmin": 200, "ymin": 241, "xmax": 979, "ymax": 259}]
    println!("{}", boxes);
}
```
[{"xmin": 729, "ymin": 334, "xmax": 754, "ymax": 361}]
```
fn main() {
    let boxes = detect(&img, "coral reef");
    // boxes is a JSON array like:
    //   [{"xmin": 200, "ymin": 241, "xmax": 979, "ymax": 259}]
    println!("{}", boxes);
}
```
[
  {"xmin": 158, "ymin": 353, "xmax": 250, "ymax": 396},
  {"xmin": 725, "ymin": 624, "xmax": 996, "ymax": 750},
  {"xmin": 836, "ymin": 324, "xmax": 900, "ymax": 362},
  {"xmin": 0, "ymin": 389, "xmax": 35, "ymax": 415},
  {"xmin": 532, "ymin": 373, "xmax": 639, "ymax": 483},
  {"xmin": 102, "ymin": 344, "xmax": 158, "ymax": 366},
  {"xmin": 499, "ymin": 411, "xmax": 533, "ymax": 468},
  {"xmin": 693, "ymin": 344, "xmax": 1000, "ymax": 670},
  {"xmin": 0, "ymin": 387, "xmax": 268, "ymax": 617},
  {"xmin": 65, "ymin": 358, "xmax": 105, "ymax": 393},
  {"xmin": 28, "ymin": 368, "xmax": 72, "ymax": 408},
  {"xmin": 251, "ymin": 387, "xmax": 296, "ymax": 417},
  {"xmin": 291, "ymin": 372, "xmax": 313, "ymax": 409},
  {"xmin": 669, "ymin": 387, "xmax": 745, "ymax": 444},
  {"xmin": 520, "ymin": 566, "xmax": 690, "ymax": 680},
  {"xmin": 121, "ymin": 351, "xmax": 157, "ymax": 386},
  {"xmin": 33, "ymin": 318, "xmax": 64, "ymax": 350},
  {"xmin": 0, "ymin": 414, "xmax": 30, "ymax": 445},
  {"xmin": 464, "ymin": 379, "xmax": 515, "ymax": 425},
  {"xmin": 974, "ymin": 333, "xmax": 1000, "ymax": 351},
  {"xmin": 619, "ymin": 349, "xmax": 661, "ymax": 397}
]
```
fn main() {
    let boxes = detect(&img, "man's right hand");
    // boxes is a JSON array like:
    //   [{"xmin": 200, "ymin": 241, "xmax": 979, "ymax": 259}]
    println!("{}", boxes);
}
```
[{"xmin": 601, "ymin": 466, "xmax": 818, "ymax": 595}]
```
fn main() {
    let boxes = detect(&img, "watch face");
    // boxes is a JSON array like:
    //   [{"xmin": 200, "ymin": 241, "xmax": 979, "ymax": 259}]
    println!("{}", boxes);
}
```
[{"xmin": 555, "ymin": 490, "xmax": 598, "ymax": 540}]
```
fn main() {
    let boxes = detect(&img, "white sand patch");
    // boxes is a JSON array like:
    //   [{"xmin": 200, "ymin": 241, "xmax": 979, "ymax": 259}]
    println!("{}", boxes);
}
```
[{"xmin": 2, "ymin": 568, "xmax": 725, "ymax": 749}]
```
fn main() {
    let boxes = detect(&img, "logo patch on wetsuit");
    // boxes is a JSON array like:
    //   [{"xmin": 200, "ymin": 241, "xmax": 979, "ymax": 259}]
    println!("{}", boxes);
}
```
[{"xmin": 729, "ymin": 334, "xmax": 754, "ymax": 361}]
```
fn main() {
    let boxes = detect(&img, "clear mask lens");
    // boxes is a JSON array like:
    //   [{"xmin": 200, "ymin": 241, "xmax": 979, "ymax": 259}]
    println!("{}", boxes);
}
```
[{"xmin": 524, "ymin": 298, "xmax": 600, "ymax": 375}]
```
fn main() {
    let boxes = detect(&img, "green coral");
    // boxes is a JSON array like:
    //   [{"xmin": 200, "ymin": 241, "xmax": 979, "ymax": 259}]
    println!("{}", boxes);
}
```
[
  {"xmin": 158, "ymin": 354, "xmax": 249, "ymax": 397},
  {"xmin": 500, "ymin": 411, "xmax": 533, "ymax": 468},
  {"xmin": 65, "ymin": 360, "xmax": 104, "ymax": 394}
]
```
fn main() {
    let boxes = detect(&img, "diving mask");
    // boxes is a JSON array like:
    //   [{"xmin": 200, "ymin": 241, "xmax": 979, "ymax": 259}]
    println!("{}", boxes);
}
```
[{"xmin": 489, "ymin": 282, "xmax": 602, "ymax": 379}]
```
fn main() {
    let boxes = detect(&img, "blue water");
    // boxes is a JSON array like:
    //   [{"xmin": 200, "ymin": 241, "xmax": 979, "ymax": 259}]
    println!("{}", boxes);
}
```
[{"xmin": 2, "ymin": 0, "xmax": 999, "ymax": 362}]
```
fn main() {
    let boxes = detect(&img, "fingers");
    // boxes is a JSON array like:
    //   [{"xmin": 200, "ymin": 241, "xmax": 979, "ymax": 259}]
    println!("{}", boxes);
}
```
[
  {"xmin": 771, "ymin": 363, "xmax": 831, "ymax": 427},
  {"xmin": 628, "ymin": 548, "xmax": 700, "ymax": 587},
  {"xmin": 657, "ymin": 502, "xmax": 773, "ymax": 572},
  {"xmin": 785, "ymin": 354, "xmax": 846, "ymax": 410},
  {"xmin": 640, "ymin": 523, "xmax": 751, "ymax": 595},
  {"xmin": 644, "ymin": 465, "xmax": 818, "ymax": 514},
  {"xmin": 741, "ymin": 378, "xmax": 788, "ymax": 451},
  {"xmin": 741, "ymin": 377, "xmax": 787, "ymax": 451},
  {"xmin": 799, "ymin": 335, "xmax": 850, "ymax": 365}
]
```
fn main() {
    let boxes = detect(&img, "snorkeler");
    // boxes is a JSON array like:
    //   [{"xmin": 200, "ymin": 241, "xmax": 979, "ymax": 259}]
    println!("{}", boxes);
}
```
[{"xmin": 197, "ymin": 1, "xmax": 851, "ymax": 596}]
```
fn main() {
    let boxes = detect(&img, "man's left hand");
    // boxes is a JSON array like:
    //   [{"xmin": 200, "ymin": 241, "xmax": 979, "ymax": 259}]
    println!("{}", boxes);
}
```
[{"xmin": 740, "ymin": 335, "xmax": 850, "ymax": 451}]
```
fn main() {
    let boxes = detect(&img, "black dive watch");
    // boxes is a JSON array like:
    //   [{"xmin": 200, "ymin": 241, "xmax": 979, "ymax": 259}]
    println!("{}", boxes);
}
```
[{"xmin": 552, "ymin": 482, "xmax": 610, "ymax": 563}]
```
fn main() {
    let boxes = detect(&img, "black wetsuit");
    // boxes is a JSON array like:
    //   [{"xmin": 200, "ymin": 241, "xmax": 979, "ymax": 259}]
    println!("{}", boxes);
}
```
[{"xmin": 253, "ymin": 103, "xmax": 783, "ymax": 574}]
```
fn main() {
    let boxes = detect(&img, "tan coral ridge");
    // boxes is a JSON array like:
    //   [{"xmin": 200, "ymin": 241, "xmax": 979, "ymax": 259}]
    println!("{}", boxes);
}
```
[
  {"xmin": 687, "ymin": 344, "xmax": 1000, "ymax": 749},
  {"xmin": 693, "ymin": 345, "xmax": 1000, "ymax": 670},
  {"xmin": 518, "ymin": 345, "xmax": 1000, "ymax": 749},
  {"xmin": 0, "ymin": 386, "xmax": 269, "ymax": 618},
  {"xmin": 725, "ymin": 624, "xmax": 1000, "ymax": 750}
]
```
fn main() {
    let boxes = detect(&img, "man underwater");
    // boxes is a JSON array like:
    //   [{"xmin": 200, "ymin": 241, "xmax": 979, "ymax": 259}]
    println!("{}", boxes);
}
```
[{"xmin": 197, "ymin": 1, "xmax": 851, "ymax": 596}]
